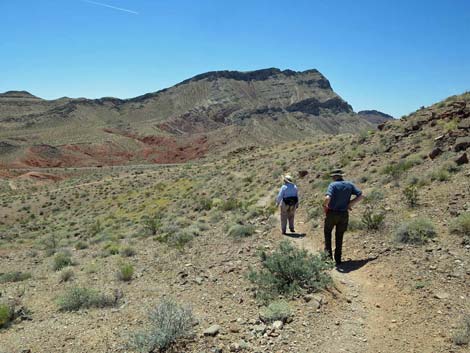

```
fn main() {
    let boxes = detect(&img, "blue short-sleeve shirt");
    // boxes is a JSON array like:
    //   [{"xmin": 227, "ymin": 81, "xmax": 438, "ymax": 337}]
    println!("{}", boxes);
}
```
[{"xmin": 326, "ymin": 180, "xmax": 362, "ymax": 212}]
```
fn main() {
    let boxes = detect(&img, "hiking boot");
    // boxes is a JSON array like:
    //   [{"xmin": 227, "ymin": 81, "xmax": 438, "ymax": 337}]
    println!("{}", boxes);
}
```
[{"xmin": 290, "ymin": 229, "xmax": 296, "ymax": 233}]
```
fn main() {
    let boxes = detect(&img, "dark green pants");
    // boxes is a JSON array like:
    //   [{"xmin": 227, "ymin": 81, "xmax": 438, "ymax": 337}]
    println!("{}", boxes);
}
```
[{"xmin": 324, "ymin": 210, "xmax": 349, "ymax": 263}]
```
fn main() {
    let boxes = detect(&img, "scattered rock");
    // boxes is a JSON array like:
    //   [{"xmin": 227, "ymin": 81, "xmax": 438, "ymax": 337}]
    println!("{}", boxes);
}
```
[
  {"xmin": 455, "ymin": 152, "xmax": 468, "ymax": 165},
  {"xmin": 434, "ymin": 292, "xmax": 450, "ymax": 300},
  {"xmin": 253, "ymin": 324, "xmax": 267, "ymax": 335},
  {"xmin": 429, "ymin": 147, "xmax": 442, "ymax": 160},
  {"xmin": 204, "ymin": 324, "xmax": 221, "ymax": 337},
  {"xmin": 272, "ymin": 320, "xmax": 284, "ymax": 330},
  {"xmin": 454, "ymin": 137, "xmax": 470, "ymax": 152}
]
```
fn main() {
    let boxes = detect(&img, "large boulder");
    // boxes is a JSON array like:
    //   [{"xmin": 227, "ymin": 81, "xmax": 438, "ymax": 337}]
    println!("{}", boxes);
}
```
[{"xmin": 454, "ymin": 137, "xmax": 470, "ymax": 152}]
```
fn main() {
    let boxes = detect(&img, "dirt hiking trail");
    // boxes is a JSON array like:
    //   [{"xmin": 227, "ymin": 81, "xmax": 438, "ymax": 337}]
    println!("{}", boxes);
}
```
[{"xmin": 273, "ymin": 207, "xmax": 444, "ymax": 353}]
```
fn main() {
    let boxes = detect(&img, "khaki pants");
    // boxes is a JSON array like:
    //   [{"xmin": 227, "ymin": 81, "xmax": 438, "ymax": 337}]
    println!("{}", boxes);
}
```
[{"xmin": 280, "ymin": 203, "xmax": 296, "ymax": 233}]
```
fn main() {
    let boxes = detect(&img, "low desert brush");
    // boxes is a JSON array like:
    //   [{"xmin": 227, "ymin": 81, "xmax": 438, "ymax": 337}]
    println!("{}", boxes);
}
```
[
  {"xmin": 57, "ymin": 287, "xmax": 116, "ymax": 312},
  {"xmin": 395, "ymin": 217, "xmax": 436, "ymax": 244},
  {"xmin": 53, "ymin": 251, "xmax": 73, "ymax": 271},
  {"xmin": 249, "ymin": 240, "xmax": 332, "ymax": 302},
  {"xmin": 0, "ymin": 303, "xmax": 13, "ymax": 329},
  {"xmin": 259, "ymin": 300, "xmax": 292, "ymax": 323},
  {"xmin": 131, "ymin": 298, "xmax": 195, "ymax": 353},
  {"xmin": 450, "ymin": 212, "xmax": 470, "ymax": 244},
  {"xmin": 0, "ymin": 271, "xmax": 31, "ymax": 284},
  {"xmin": 117, "ymin": 262, "xmax": 134, "ymax": 281},
  {"xmin": 453, "ymin": 315, "xmax": 470, "ymax": 346}
]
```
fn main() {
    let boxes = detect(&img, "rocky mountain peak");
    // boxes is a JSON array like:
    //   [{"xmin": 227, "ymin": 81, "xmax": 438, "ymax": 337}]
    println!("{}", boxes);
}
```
[{"xmin": 0, "ymin": 91, "xmax": 42, "ymax": 100}]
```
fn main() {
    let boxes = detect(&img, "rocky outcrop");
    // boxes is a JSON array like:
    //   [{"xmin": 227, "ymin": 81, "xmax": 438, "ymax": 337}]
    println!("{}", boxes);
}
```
[
  {"xmin": 358, "ymin": 110, "xmax": 394, "ymax": 125},
  {"xmin": 286, "ymin": 97, "xmax": 353, "ymax": 115},
  {"xmin": 178, "ymin": 68, "xmax": 320, "ymax": 84}
]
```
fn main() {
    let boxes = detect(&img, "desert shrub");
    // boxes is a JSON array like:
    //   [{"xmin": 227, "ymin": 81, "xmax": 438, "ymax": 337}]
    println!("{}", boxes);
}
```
[
  {"xmin": 248, "ymin": 240, "xmax": 332, "ymax": 302},
  {"xmin": 0, "ymin": 303, "xmax": 13, "ymax": 328},
  {"xmin": 403, "ymin": 184, "xmax": 419, "ymax": 207},
  {"xmin": 194, "ymin": 197, "xmax": 212, "ymax": 211},
  {"xmin": 228, "ymin": 224, "xmax": 255, "ymax": 238},
  {"xmin": 453, "ymin": 315, "xmax": 470, "ymax": 346},
  {"xmin": 0, "ymin": 271, "xmax": 31, "ymax": 284},
  {"xmin": 450, "ymin": 212, "xmax": 470, "ymax": 244},
  {"xmin": 57, "ymin": 287, "xmax": 115, "ymax": 311},
  {"xmin": 117, "ymin": 263, "xmax": 134, "ymax": 281},
  {"xmin": 443, "ymin": 161, "xmax": 461, "ymax": 173},
  {"xmin": 43, "ymin": 234, "xmax": 59, "ymax": 256},
  {"xmin": 167, "ymin": 230, "xmax": 193, "ymax": 250},
  {"xmin": 395, "ymin": 218, "xmax": 437, "ymax": 244},
  {"xmin": 131, "ymin": 298, "xmax": 195, "ymax": 353},
  {"xmin": 259, "ymin": 300, "xmax": 292, "ymax": 323},
  {"xmin": 220, "ymin": 198, "xmax": 242, "ymax": 211},
  {"xmin": 59, "ymin": 269, "xmax": 74, "ymax": 283},
  {"xmin": 361, "ymin": 189, "xmax": 386, "ymax": 230},
  {"xmin": 53, "ymin": 251, "xmax": 73, "ymax": 271},
  {"xmin": 103, "ymin": 242, "xmax": 120, "ymax": 256},
  {"xmin": 382, "ymin": 159, "xmax": 415, "ymax": 180},
  {"xmin": 75, "ymin": 241, "xmax": 88, "ymax": 250},
  {"xmin": 429, "ymin": 168, "xmax": 450, "ymax": 182},
  {"xmin": 348, "ymin": 218, "xmax": 364, "ymax": 231},
  {"xmin": 89, "ymin": 220, "xmax": 103, "ymax": 237},
  {"xmin": 120, "ymin": 246, "xmax": 136, "ymax": 257},
  {"xmin": 142, "ymin": 214, "xmax": 162, "ymax": 235}
]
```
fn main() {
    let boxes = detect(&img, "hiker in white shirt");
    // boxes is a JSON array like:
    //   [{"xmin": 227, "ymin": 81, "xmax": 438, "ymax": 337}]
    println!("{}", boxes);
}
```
[{"xmin": 275, "ymin": 174, "xmax": 299, "ymax": 235}]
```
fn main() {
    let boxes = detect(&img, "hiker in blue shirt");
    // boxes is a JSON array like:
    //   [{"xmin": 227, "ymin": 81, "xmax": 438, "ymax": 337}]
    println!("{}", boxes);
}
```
[
  {"xmin": 323, "ymin": 169, "xmax": 363, "ymax": 265},
  {"xmin": 276, "ymin": 174, "xmax": 299, "ymax": 235}
]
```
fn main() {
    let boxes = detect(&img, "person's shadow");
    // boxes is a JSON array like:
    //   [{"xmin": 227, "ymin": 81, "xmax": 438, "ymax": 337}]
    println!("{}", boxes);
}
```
[
  {"xmin": 283, "ymin": 232, "xmax": 306, "ymax": 239},
  {"xmin": 335, "ymin": 257, "xmax": 377, "ymax": 273}
]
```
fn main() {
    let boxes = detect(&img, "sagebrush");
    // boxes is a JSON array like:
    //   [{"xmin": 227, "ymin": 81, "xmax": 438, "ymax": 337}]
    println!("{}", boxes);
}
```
[
  {"xmin": 131, "ymin": 298, "xmax": 195, "ymax": 353},
  {"xmin": 249, "ymin": 240, "xmax": 332, "ymax": 302}
]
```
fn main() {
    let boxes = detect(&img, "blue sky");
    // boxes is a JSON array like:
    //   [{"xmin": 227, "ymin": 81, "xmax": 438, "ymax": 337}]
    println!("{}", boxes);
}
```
[{"xmin": 1, "ymin": 0, "xmax": 469, "ymax": 117}]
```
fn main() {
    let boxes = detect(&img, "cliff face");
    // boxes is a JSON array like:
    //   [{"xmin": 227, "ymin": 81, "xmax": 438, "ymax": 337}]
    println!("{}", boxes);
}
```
[{"xmin": 0, "ymin": 68, "xmax": 373, "ymax": 168}]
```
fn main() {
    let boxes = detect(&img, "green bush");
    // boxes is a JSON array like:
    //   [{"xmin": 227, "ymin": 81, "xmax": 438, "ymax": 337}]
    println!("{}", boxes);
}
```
[
  {"xmin": 228, "ymin": 224, "xmax": 255, "ymax": 238},
  {"xmin": 348, "ymin": 218, "xmax": 364, "ymax": 231},
  {"xmin": 142, "ymin": 214, "xmax": 162, "ymax": 235},
  {"xmin": 248, "ymin": 240, "xmax": 332, "ymax": 302},
  {"xmin": 361, "ymin": 190, "xmax": 386, "ymax": 230},
  {"xmin": 194, "ymin": 197, "xmax": 212, "ymax": 211},
  {"xmin": 220, "ymin": 198, "xmax": 241, "ymax": 211},
  {"xmin": 117, "ymin": 263, "xmax": 134, "ymax": 281},
  {"xmin": 57, "ymin": 287, "xmax": 116, "ymax": 311},
  {"xmin": 382, "ymin": 159, "xmax": 416, "ymax": 180},
  {"xmin": 53, "ymin": 251, "xmax": 73, "ymax": 271},
  {"xmin": 103, "ymin": 242, "xmax": 120, "ymax": 256},
  {"xmin": 75, "ymin": 241, "xmax": 88, "ymax": 250},
  {"xmin": 450, "ymin": 212, "xmax": 470, "ymax": 244},
  {"xmin": 0, "ymin": 303, "xmax": 13, "ymax": 328},
  {"xmin": 120, "ymin": 246, "xmax": 136, "ymax": 257},
  {"xmin": 131, "ymin": 298, "xmax": 195, "ymax": 353},
  {"xmin": 430, "ymin": 168, "xmax": 450, "ymax": 182},
  {"xmin": 395, "ymin": 218, "xmax": 437, "ymax": 244},
  {"xmin": 167, "ymin": 231, "xmax": 193, "ymax": 250},
  {"xmin": 361, "ymin": 206, "xmax": 386, "ymax": 230},
  {"xmin": 59, "ymin": 269, "xmax": 74, "ymax": 283},
  {"xmin": 259, "ymin": 300, "xmax": 292, "ymax": 323},
  {"xmin": 403, "ymin": 184, "xmax": 419, "ymax": 207},
  {"xmin": 0, "ymin": 271, "xmax": 31, "ymax": 284},
  {"xmin": 453, "ymin": 315, "xmax": 470, "ymax": 346}
]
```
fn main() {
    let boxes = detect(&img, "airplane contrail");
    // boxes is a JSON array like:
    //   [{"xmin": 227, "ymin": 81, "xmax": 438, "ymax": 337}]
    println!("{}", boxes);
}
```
[{"xmin": 82, "ymin": 0, "xmax": 139, "ymax": 15}]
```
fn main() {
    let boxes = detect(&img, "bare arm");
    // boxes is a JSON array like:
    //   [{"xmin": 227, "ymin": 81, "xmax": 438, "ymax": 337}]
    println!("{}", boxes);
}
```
[{"xmin": 323, "ymin": 195, "xmax": 331, "ymax": 214}]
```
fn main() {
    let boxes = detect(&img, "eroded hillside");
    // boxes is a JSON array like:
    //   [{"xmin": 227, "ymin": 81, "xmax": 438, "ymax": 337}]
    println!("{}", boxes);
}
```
[
  {"xmin": 0, "ymin": 93, "xmax": 469, "ymax": 353},
  {"xmin": 0, "ymin": 68, "xmax": 374, "ymax": 169}
]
